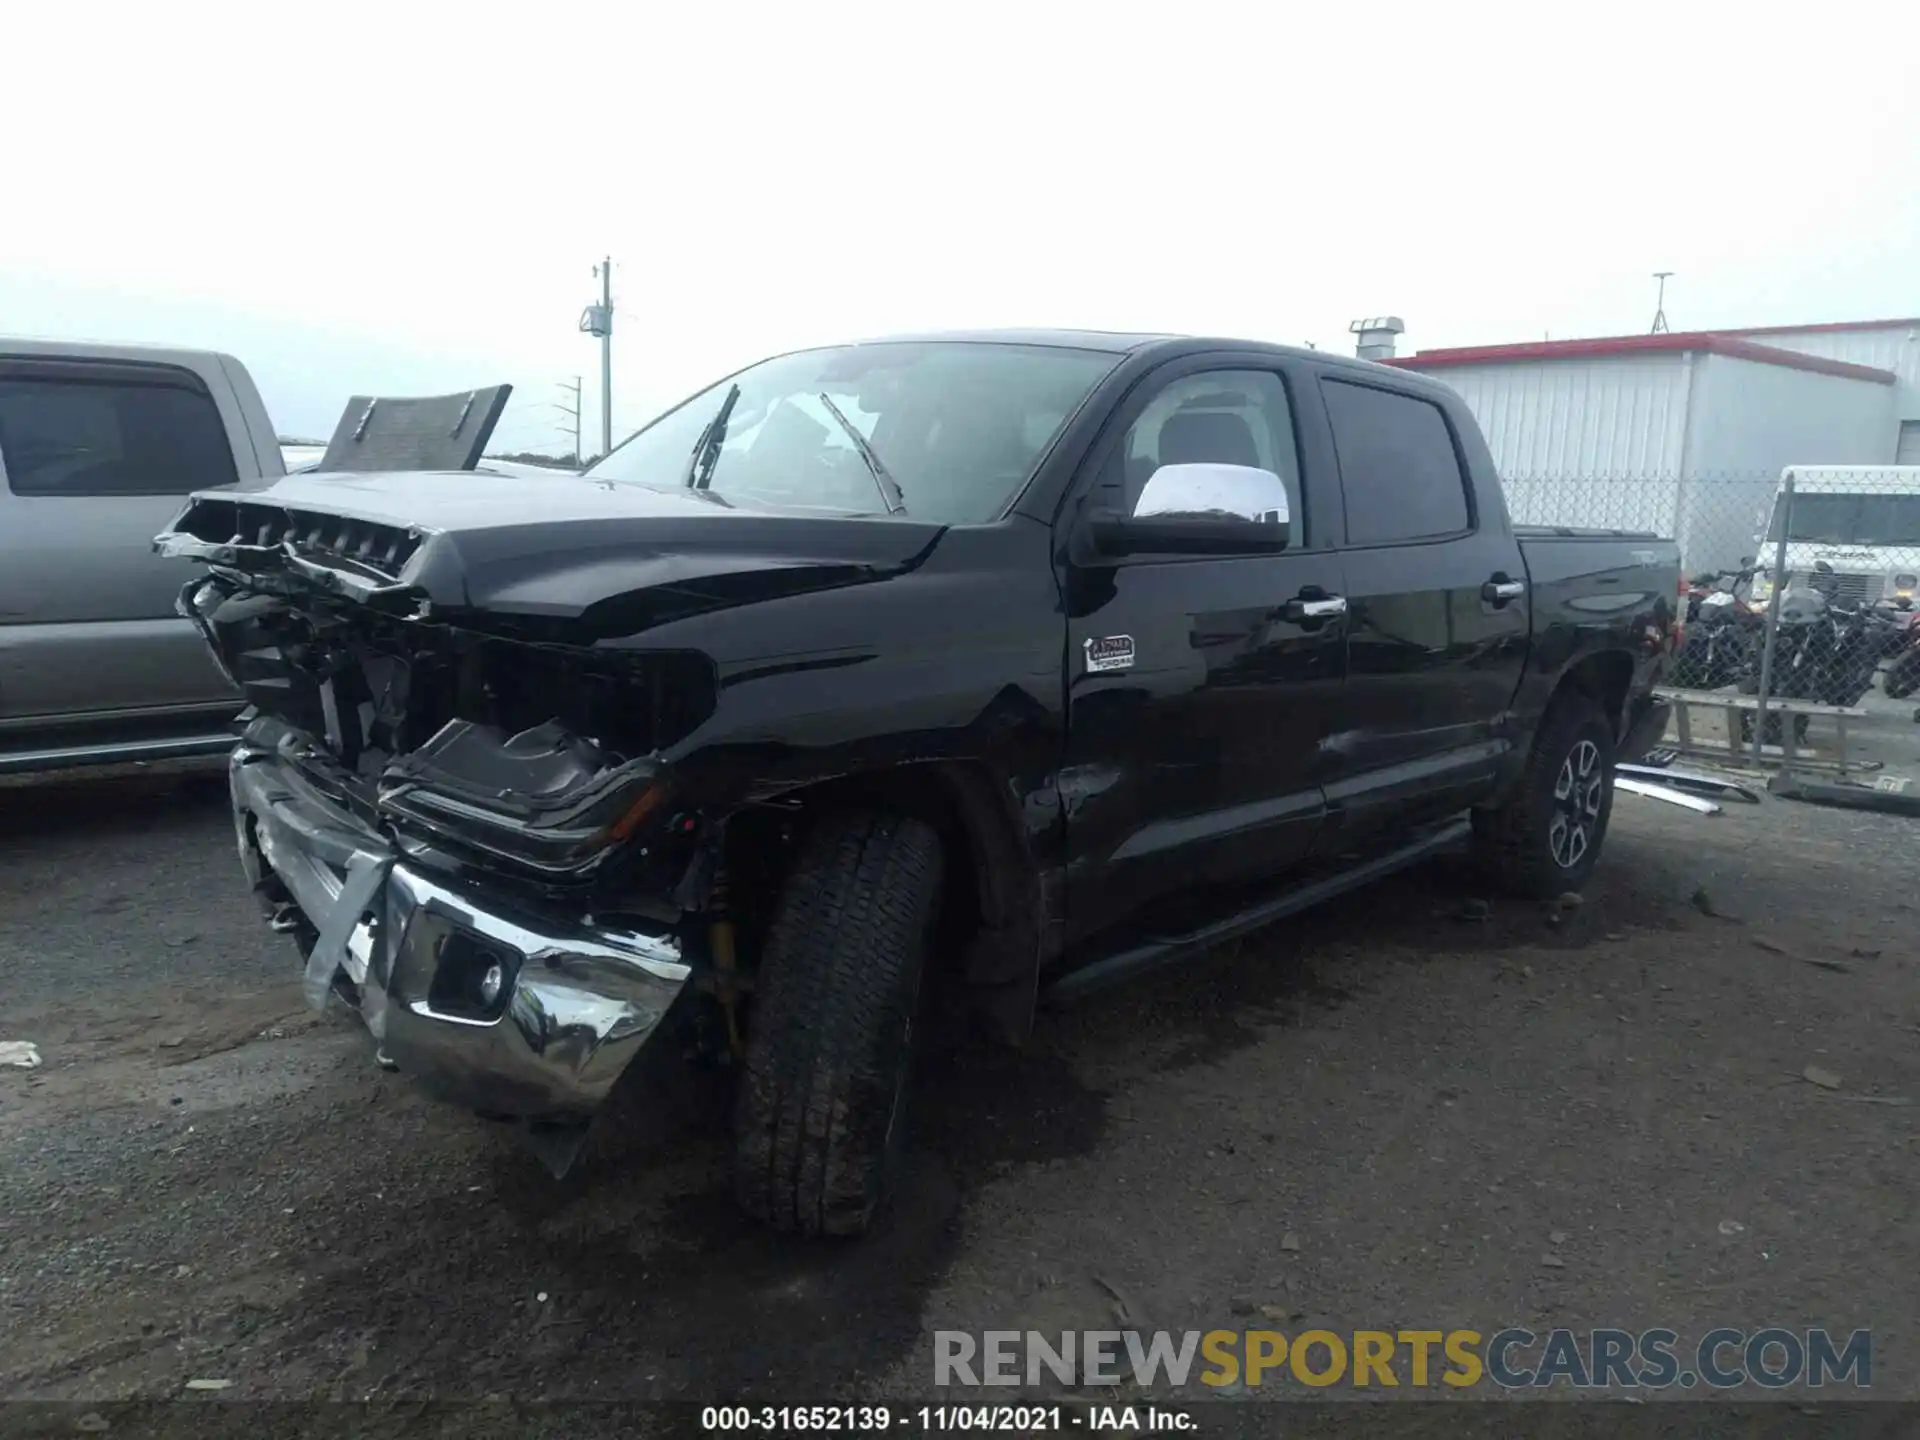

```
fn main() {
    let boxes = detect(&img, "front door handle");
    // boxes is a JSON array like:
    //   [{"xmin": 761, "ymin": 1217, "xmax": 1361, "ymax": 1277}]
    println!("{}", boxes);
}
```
[
  {"xmin": 1284, "ymin": 593, "xmax": 1349, "ymax": 621},
  {"xmin": 1482, "ymin": 575, "xmax": 1527, "ymax": 606}
]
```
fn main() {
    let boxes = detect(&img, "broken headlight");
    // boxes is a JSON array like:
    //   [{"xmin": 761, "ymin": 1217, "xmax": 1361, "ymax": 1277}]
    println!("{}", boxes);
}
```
[{"xmin": 377, "ymin": 719, "xmax": 665, "ymax": 876}]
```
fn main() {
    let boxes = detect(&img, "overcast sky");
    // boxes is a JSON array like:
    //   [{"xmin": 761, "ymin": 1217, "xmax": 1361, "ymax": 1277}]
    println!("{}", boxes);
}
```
[{"xmin": 4, "ymin": 1, "xmax": 1916, "ymax": 456}]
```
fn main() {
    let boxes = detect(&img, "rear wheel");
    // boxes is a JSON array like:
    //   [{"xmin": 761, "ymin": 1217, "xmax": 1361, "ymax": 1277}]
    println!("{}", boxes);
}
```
[
  {"xmin": 1474, "ymin": 695, "xmax": 1615, "ymax": 897},
  {"xmin": 732, "ymin": 811, "xmax": 943, "ymax": 1237}
]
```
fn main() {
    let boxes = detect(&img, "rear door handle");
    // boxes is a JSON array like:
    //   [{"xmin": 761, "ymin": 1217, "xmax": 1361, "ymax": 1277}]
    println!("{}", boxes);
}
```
[
  {"xmin": 1482, "ymin": 576, "xmax": 1527, "ymax": 605},
  {"xmin": 1284, "ymin": 593, "xmax": 1349, "ymax": 621}
]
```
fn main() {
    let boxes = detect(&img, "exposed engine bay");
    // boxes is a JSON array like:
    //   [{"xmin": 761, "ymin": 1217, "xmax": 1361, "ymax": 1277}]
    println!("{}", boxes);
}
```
[
  {"xmin": 148, "ymin": 472, "xmax": 960, "ymax": 1169},
  {"xmin": 169, "ymin": 555, "xmax": 752, "ymax": 1174},
  {"xmin": 181, "ymin": 570, "xmax": 719, "ymax": 891}
]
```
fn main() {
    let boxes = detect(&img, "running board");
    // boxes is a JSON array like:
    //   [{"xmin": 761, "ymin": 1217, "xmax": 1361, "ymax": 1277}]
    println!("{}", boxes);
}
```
[
  {"xmin": 0, "ymin": 731, "xmax": 236, "ymax": 776},
  {"xmin": 1044, "ymin": 817, "xmax": 1472, "ymax": 1004}
]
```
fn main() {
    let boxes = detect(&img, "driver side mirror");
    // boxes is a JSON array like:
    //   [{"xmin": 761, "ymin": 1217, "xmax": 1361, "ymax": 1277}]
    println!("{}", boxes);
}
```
[{"xmin": 1087, "ymin": 462, "xmax": 1292, "ymax": 558}]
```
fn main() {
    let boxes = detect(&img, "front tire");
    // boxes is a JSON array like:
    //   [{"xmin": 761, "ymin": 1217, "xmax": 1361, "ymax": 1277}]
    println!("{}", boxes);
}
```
[
  {"xmin": 732, "ymin": 811, "xmax": 943, "ymax": 1237},
  {"xmin": 1474, "ymin": 696, "xmax": 1616, "ymax": 897}
]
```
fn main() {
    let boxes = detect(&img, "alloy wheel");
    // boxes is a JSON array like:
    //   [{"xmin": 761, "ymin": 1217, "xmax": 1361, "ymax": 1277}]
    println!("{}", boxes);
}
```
[{"xmin": 1548, "ymin": 738, "xmax": 1604, "ymax": 870}]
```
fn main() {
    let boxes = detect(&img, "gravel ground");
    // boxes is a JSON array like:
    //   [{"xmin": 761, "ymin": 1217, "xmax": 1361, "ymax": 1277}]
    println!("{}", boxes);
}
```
[{"xmin": 1, "ymin": 762, "xmax": 1915, "ymax": 1415}]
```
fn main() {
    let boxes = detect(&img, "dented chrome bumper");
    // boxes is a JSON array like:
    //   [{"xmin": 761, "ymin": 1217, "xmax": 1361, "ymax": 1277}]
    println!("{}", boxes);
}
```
[{"xmin": 230, "ymin": 741, "xmax": 689, "ymax": 1130}]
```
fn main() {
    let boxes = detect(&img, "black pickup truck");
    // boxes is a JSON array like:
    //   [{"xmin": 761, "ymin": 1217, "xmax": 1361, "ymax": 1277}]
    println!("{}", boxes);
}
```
[{"xmin": 157, "ymin": 331, "xmax": 1678, "ymax": 1236}]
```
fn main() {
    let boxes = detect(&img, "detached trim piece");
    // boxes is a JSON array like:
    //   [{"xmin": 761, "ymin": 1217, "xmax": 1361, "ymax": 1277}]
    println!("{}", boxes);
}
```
[
  {"xmin": 1768, "ymin": 769, "xmax": 1920, "ymax": 817},
  {"xmin": 1616, "ymin": 763, "xmax": 1761, "ymax": 804},
  {"xmin": 1616, "ymin": 776, "xmax": 1721, "ymax": 814}
]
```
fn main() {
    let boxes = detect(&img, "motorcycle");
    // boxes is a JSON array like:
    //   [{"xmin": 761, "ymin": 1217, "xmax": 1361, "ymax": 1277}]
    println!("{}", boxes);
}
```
[
  {"xmin": 1737, "ymin": 581, "xmax": 1818, "ymax": 749},
  {"xmin": 1736, "ymin": 563, "xmax": 1895, "ymax": 745},
  {"xmin": 1884, "ymin": 613, "xmax": 1920, "ymax": 701},
  {"xmin": 1819, "ymin": 593, "xmax": 1898, "ymax": 706},
  {"xmin": 1671, "ymin": 565, "xmax": 1763, "ymax": 691},
  {"xmin": 1872, "ymin": 599, "xmax": 1919, "ymax": 659}
]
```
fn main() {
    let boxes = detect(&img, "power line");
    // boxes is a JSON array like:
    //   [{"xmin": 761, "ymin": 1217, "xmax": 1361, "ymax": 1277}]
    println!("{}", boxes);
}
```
[{"xmin": 554, "ymin": 376, "xmax": 583, "ymax": 466}]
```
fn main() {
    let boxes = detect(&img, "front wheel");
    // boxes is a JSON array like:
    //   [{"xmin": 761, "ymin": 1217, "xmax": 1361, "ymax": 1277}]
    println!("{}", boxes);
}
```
[
  {"xmin": 732, "ymin": 811, "xmax": 943, "ymax": 1237},
  {"xmin": 1473, "ymin": 696, "xmax": 1616, "ymax": 897}
]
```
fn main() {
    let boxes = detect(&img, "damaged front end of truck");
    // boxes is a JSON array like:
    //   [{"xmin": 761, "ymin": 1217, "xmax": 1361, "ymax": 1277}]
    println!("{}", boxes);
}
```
[{"xmin": 154, "ymin": 481, "xmax": 921, "ymax": 1176}]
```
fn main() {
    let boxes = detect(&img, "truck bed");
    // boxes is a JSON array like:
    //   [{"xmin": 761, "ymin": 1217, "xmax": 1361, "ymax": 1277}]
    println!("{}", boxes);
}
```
[
  {"xmin": 1511, "ymin": 528, "xmax": 1680, "ymax": 751},
  {"xmin": 1516, "ymin": 528, "xmax": 1679, "ymax": 610}
]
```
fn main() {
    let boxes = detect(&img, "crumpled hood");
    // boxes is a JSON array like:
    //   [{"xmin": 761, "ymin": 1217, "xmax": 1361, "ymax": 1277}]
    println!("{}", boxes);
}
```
[{"xmin": 156, "ymin": 468, "xmax": 947, "ymax": 638}]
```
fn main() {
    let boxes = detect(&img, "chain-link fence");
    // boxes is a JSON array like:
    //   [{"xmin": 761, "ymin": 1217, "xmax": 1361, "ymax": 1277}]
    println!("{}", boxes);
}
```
[{"xmin": 1508, "ymin": 469, "xmax": 1920, "ymax": 769}]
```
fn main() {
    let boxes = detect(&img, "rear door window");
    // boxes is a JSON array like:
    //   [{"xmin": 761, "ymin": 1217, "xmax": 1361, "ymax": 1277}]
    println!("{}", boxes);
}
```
[
  {"xmin": 1320, "ymin": 379, "xmax": 1471, "ymax": 545},
  {"xmin": 0, "ymin": 369, "xmax": 238, "ymax": 497}
]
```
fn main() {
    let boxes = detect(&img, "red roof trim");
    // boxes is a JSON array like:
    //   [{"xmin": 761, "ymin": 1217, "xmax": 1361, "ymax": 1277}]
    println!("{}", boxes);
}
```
[{"xmin": 1389, "ymin": 331, "xmax": 1897, "ymax": 385}]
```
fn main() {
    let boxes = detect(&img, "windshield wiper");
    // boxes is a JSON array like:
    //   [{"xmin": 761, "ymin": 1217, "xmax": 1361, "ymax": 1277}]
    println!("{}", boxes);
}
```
[
  {"xmin": 685, "ymin": 384, "xmax": 741, "ymax": 490},
  {"xmin": 818, "ymin": 393, "xmax": 906, "ymax": 515}
]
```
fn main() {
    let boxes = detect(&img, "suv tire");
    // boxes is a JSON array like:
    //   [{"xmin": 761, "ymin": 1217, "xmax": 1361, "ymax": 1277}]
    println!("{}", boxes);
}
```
[{"xmin": 732, "ymin": 811, "xmax": 943, "ymax": 1237}]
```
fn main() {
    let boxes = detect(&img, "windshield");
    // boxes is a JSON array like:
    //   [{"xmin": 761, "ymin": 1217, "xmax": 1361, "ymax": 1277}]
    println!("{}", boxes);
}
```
[
  {"xmin": 585, "ymin": 342, "xmax": 1119, "ymax": 524},
  {"xmin": 1768, "ymin": 492, "xmax": 1920, "ymax": 546}
]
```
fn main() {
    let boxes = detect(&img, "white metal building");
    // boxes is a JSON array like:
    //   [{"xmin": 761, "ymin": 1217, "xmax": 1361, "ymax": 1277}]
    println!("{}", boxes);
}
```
[
  {"xmin": 1721, "ymin": 319, "xmax": 1920, "ymax": 464},
  {"xmin": 1384, "ymin": 318, "xmax": 1919, "ymax": 568}
]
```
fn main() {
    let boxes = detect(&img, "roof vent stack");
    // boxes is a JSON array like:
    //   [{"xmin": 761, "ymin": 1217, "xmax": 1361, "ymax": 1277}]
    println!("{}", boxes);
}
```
[{"xmin": 1351, "ymin": 316, "xmax": 1405, "ymax": 361}]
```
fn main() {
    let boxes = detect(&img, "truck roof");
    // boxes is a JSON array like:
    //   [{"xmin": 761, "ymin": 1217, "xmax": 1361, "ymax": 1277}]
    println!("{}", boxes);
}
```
[
  {"xmin": 0, "ymin": 333, "xmax": 246, "ymax": 368},
  {"xmin": 843, "ymin": 328, "xmax": 1418, "ymax": 381}
]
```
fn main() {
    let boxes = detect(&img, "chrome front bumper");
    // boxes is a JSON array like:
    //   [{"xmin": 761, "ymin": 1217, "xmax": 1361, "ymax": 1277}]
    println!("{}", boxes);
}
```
[{"xmin": 230, "ymin": 743, "xmax": 689, "ymax": 1126}]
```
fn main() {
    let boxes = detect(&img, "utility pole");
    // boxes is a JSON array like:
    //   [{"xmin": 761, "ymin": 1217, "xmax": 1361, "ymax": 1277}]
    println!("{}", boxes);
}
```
[
  {"xmin": 597, "ymin": 259, "xmax": 612, "ymax": 455},
  {"xmin": 578, "ymin": 258, "xmax": 614, "ymax": 459},
  {"xmin": 1651, "ymin": 271, "xmax": 1673, "ymax": 334},
  {"xmin": 555, "ymin": 376, "xmax": 583, "ymax": 466}
]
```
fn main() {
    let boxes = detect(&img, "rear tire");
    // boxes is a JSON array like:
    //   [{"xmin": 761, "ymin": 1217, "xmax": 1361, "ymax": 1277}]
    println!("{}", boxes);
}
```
[
  {"xmin": 732, "ymin": 811, "xmax": 943, "ymax": 1237},
  {"xmin": 1473, "ymin": 695, "xmax": 1616, "ymax": 898}
]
